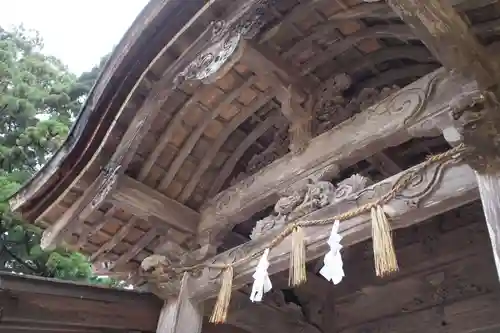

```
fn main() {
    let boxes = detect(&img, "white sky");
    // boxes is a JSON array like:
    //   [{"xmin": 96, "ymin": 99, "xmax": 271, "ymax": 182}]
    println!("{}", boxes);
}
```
[{"xmin": 0, "ymin": 0, "xmax": 149, "ymax": 74}]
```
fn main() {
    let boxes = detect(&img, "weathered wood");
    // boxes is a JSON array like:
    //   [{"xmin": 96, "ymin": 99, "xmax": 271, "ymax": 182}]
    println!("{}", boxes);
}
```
[
  {"xmin": 208, "ymin": 114, "xmax": 282, "ymax": 197},
  {"xmin": 198, "ymin": 68, "xmax": 479, "ymax": 245},
  {"xmin": 156, "ymin": 273, "xmax": 203, "ymax": 333},
  {"xmin": 76, "ymin": 206, "xmax": 117, "ymax": 249},
  {"xmin": 476, "ymin": 173, "xmax": 500, "ymax": 282},
  {"xmin": 137, "ymin": 84, "xmax": 213, "ymax": 182},
  {"xmin": 387, "ymin": 0, "xmax": 498, "ymax": 90},
  {"xmin": 160, "ymin": 159, "xmax": 480, "ymax": 301},
  {"xmin": 300, "ymin": 25, "xmax": 418, "ymax": 75},
  {"xmin": 220, "ymin": 291, "xmax": 321, "ymax": 333},
  {"xmin": 336, "ymin": 243, "xmax": 496, "ymax": 329},
  {"xmin": 157, "ymin": 76, "xmax": 258, "ymax": 192},
  {"xmin": 90, "ymin": 216, "xmax": 138, "ymax": 262},
  {"xmin": 340, "ymin": 292, "xmax": 500, "ymax": 333},
  {"xmin": 112, "ymin": 175, "xmax": 199, "ymax": 234},
  {"xmin": 0, "ymin": 272, "xmax": 161, "ymax": 332},
  {"xmin": 177, "ymin": 91, "xmax": 276, "ymax": 203},
  {"xmin": 111, "ymin": 227, "xmax": 158, "ymax": 270}
]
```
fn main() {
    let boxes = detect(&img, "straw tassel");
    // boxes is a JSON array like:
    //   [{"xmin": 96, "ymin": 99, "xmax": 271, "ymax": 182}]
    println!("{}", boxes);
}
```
[
  {"xmin": 289, "ymin": 225, "xmax": 307, "ymax": 287},
  {"xmin": 210, "ymin": 266, "xmax": 234, "ymax": 324},
  {"xmin": 371, "ymin": 205, "xmax": 399, "ymax": 277}
]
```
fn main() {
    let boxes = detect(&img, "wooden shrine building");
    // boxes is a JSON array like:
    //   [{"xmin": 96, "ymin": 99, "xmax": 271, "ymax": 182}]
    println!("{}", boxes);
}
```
[{"xmin": 9, "ymin": 0, "xmax": 500, "ymax": 332}]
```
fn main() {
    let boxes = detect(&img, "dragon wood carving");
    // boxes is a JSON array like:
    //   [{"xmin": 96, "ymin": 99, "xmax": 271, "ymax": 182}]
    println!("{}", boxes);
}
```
[{"xmin": 250, "ymin": 174, "xmax": 370, "ymax": 239}]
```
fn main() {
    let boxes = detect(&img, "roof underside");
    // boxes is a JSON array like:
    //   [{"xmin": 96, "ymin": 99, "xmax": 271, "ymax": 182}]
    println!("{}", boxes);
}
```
[{"xmin": 10, "ymin": 0, "xmax": 500, "ymax": 282}]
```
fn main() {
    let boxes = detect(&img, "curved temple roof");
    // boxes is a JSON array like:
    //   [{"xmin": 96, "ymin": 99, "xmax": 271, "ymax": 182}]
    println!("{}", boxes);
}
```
[{"xmin": 9, "ymin": 0, "xmax": 500, "ymax": 284}]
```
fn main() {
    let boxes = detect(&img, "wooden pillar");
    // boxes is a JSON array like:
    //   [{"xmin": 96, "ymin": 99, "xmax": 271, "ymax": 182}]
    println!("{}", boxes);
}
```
[
  {"xmin": 475, "ymin": 173, "xmax": 500, "ymax": 280},
  {"xmin": 441, "ymin": 120, "xmax": 500, "ymax": 282},
  {"xmin": 156, "ymin": 273, "xmax": 204, "ymax": 333}
]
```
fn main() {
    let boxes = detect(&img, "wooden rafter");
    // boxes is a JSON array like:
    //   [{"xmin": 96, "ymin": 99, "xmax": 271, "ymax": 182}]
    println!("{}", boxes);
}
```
[
  {"xmin": 358, "ymin": 64, "xmax": 438, "ymax": 91},
  {"xmin": 177, "ymin": 90, "xmax": 276, "ymax": 203},
  {"xmin": 157, "ymin": 75, "xmax": 258, "ymax": 192},
  {"xmin": 208, "ymin": 113, "xmax": 283, "ymax": 198},
  {"xmin": 259, "ymin": 0, "xmax": 496, "ymax": 44},
  {"xmin": 300, "ymin": 25, "xmax": 417, "ymax": 75},
  {"xmin": 333, "ymin": 46, "xmax": 434, "ymax": 77},
  {"xmin": 112, "ymin": 175, "xmax": 199, "ymax": 234}
]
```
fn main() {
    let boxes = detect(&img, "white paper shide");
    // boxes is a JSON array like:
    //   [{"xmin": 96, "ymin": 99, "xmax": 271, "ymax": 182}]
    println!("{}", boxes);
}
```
[
  {"xmin": 250, "ymin": 248, "xmax": 272, "ymax": 302},
  {"xmin": 320, "ymin": 220, "xmax": 344, "ymax": 284}
]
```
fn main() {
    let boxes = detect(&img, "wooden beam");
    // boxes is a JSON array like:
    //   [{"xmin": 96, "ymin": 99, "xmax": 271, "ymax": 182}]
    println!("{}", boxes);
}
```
[
  {"xmin": 112, "ymin": 175, "xmax": 199, "ymax": 234},
  {"xmin": 198, "ymin": 68, "xmax": 480, "ymax": 246},
  {"xmin": 159, "ymin": 158, "xmax": 480, "ymax": 301},
  {"xmin": 386, "ymin": 0, "xmax": 499, "ymax": 90},
  {"xmin": 237, "ymin": 41, "xmax": 316, "ymax": 153}
]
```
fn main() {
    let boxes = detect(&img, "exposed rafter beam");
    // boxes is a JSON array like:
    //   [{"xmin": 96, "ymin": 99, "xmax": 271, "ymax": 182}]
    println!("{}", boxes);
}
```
[
  {"xmin": 157, "ymin": 75, "xmax": 257, "ymax": 192},
  {"xmin": 159, "ymin": 159, "xmax": 479, "ymax": 301},
  {"xmin": 208, "ymin": 114, "xmax": 282, "ymax": 198},
  {"xmin": 197, "ymin": 68, "xmax": 480, "ymax": 247},
  {"xmin": 111, "ymin": 175, "xmax": 199, "ymax": 234},
  {"xmin": 176, "ymin": 91, "xmax": 276, "ymax": 203}
]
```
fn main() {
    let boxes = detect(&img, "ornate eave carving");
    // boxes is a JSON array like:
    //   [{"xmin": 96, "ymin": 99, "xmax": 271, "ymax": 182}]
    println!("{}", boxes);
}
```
[
  {"xmin": 174, "ymin": 0, "xmax": 276, "ymax": 86},
  {"xmin": 251, "ymin": 174, "xmax": 370, "ymax": 240}
]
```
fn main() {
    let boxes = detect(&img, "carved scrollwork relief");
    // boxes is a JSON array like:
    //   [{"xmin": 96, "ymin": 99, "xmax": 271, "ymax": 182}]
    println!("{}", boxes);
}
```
[
  {"xmin": 174, "ymin": 0, "xmax": 276, "ymax": 86},
  {"xmin": 313, "ymin": 72, "xmax": 402, "ymax": 136},
  {"xmin": 250, "ymin": 173, "xmax": 370, "ymax": 239}
]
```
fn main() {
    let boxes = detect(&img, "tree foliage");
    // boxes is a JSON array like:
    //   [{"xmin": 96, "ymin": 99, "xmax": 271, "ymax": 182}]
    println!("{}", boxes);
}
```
[{"xmin": 0, "ymin": 25, "xmax": 112, "ymax": 284}]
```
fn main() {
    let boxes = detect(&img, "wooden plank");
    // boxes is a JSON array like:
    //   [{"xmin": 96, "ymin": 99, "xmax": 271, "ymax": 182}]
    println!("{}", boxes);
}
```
[
  {"xmin": 335, "ymin": 251, "xmax": 496, "ymax": 330},
  {"xmin": 162, "ymin": 159, "xmax": 480, "ymax": 301},
  {"xmin": 137, "ymin": 85, "xmax": 213, "ymax": 181},
  {"xmin": 198, "ymin": 68, "xmax": 480, "ymax": 244},
  {"xmin": 339, "ymin": 292, "xmax": 500, "ymax": 333},
  {"xmin": 112, "ymin": 175, "xmax": 199, "ymax": 234},
  {"xmin": 156, "ymin": 273, "xmax": 203, "ymax": 333}
]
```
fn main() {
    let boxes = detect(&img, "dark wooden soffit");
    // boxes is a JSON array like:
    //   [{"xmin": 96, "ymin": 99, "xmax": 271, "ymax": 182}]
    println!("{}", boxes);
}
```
[{"xmin": 8, "ymin": 0, "xmax": 206, "ymax": 218}]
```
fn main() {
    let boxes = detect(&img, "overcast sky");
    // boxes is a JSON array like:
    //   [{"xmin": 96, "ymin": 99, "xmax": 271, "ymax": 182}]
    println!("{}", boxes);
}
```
[{"xmin": 0, "ymin": 0, "xmax": 149, "ymax": 74}]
